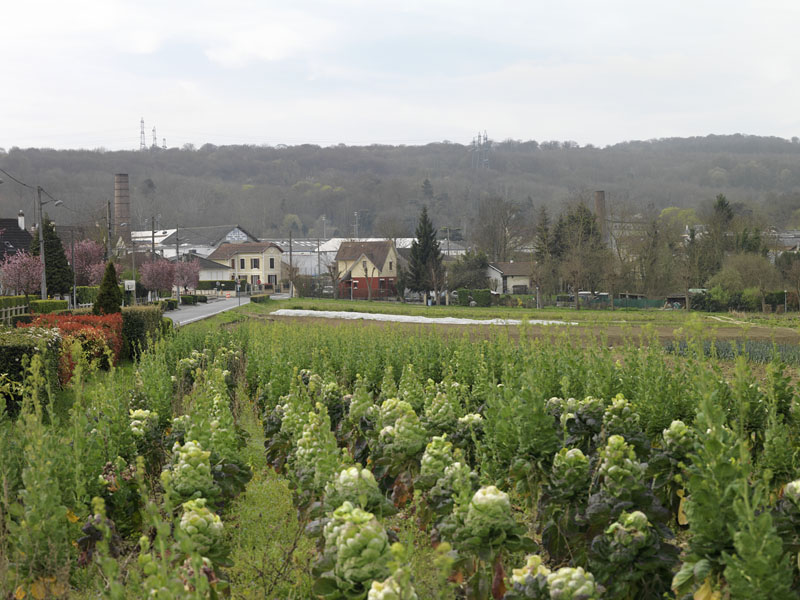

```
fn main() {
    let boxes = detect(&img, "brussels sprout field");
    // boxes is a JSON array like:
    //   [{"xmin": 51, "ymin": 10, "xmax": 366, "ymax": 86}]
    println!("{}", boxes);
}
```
[{"xmin": 1, "ymin": 316, "xmax": 800, "ymax": 599}]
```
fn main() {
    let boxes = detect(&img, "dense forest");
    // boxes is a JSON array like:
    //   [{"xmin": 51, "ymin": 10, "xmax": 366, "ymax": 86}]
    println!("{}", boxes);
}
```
[{"xmin": 1, "ymin": 134, "xmax": 800, "ymax": 242}]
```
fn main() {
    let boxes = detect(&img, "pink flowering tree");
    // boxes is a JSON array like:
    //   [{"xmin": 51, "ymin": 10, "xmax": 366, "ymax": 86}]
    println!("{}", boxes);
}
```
[
  {"xmin": 0, "ymin": 250, "xmax": 43, "ymax": 298},
  {"xmin": 174, "ymin": 260, "xmax": 200, "ymax": 293},
  {"xmin": 139, "ymin": 259, "xmax": 175, "ymax": 295},
  {"xmin": 88, "ymin": 261, "xmax": 120, "ymax": 285},
  {"xmin": 72, "ymin": 239, "xmax": 106, "ymax": 285}
]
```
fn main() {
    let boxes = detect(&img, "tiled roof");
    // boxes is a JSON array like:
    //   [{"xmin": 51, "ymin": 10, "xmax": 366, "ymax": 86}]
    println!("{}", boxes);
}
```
[
  {"xmin": 206, "ymin": 242, "xmax": 283, "ymax": 260},
  {"xmin": 335, "ymin": 241, "xmax": 393, "ymax": 268},
  {"xmin": 489, "ymin": 261, "xmax": 533, "ymax": 277},
  {"xmin": 0, "ymin": 218, "xmax": 33, "ymax": 259},
  {"xmin": 161, "ymin": 225, "xmax": 259, "ymax": 247}
]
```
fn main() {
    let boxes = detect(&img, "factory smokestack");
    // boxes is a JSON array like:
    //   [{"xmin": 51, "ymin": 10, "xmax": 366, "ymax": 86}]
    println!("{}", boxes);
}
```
[
  {"xmin": 594, "ymin": 190, "xmax": 609, "ymax": 246},
  {"xmin": 114, "ymin": 174, "xmax": 131, "ymax": 246}
]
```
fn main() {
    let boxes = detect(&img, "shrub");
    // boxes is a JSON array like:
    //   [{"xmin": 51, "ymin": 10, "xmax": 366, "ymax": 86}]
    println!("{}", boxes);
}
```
[
  {"xmin": 0, "ymin": 295, "xmax": 28, "ymax": 309},
  {"xmin": 21, "ymin": 313, "xmax": 124, "ymax": 381},
  {"xmin": 161, "ymin": 317, "xmax": 174, "ymax": 335},
  {"xmin": 180, "ymin": 295, "xmax": 197, "ymax": 305},
  {"xmin": 0, "ymin": 327, "xmax": 61, "ymax": 414},
  {"xmin": 75, "ymin": 286, "xmax": 100, "ymax": 305},
  {"xmin": 94, "ymin": 261, "xmax": 122, "ymax": 315},
  {"xmin": 121, "ymin": 305, "xmax": 165, "ymax": 358},
  {"xmin": 29, "ymin": 299, "xmax": 69, "ymax": 314},
  {"xmin": 250, "ymin": 294, "xmax": 271, "ymax": 304},
  {"xmin": 11, "ymin": 314, "xmax": 33, "ymax": 326},
  {"xmin": 162, "ymin": 298, "xmax": 178, "ymax": 311},
  {"xmin": 196, "ymin": 295, "xmax": 208, "ymax": 303},
  {"xmin": 455, "ymin": 289, "xmax": 491, "ymax": 307}
]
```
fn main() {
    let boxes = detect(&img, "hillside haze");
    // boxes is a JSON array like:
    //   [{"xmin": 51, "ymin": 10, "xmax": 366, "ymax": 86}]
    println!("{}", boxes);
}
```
[{"xmin": 1, "ymin": 134, "xmax": 799, "ymax": 241}]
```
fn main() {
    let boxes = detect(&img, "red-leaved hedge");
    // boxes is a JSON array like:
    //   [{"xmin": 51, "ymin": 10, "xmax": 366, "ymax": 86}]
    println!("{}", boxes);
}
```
[{"xmin": 18, "ymin": 314, "xmax": 124, "ymax": 383}]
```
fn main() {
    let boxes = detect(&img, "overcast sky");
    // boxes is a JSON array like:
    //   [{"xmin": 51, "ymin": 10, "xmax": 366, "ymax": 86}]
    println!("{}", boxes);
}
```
[{"xmin": 2, "ymin": 1, "xmax": 799, "ymax": 150}]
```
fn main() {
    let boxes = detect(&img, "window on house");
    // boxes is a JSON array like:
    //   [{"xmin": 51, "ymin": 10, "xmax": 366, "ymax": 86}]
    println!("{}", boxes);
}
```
[
  {"xmin": 389, "ymin": 260, "xmax": 393, "ymax": 271},
  {"xmin": 251, "ymin": 275, "xmax": 259, "ymax": 285},
  {"xmin": 269, "ymin": 257, "xmax": 275, "ymax": 269},
  {"xmin": 379, "ymin": 278, "xmax": 385, "ymax": 289},
  {"xmin": 362, "ymin": 260, "xmax": 367, "ymax": 273},
  {"xmin": 251, "ymin": 258, "xmax": 259, "ymax": 269},
  {"xmin": 240, "ymin": 258, "xmax": 245, "ymax": 269}
]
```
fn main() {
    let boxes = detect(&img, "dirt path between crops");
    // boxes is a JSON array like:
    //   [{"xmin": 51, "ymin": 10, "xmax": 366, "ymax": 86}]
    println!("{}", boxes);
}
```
[{"xmin": 246, "ymin": 309, "xmax": 800, "ymax": 347}]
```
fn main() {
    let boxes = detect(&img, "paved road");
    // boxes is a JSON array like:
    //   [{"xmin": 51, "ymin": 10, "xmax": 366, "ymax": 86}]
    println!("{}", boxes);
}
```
[{"xmin": 165, "ymin": 295, "xmax": 250, "ymax": 326}]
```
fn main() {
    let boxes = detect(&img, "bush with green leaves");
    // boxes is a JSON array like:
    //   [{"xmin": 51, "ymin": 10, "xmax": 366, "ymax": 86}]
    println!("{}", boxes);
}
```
[
  {"xmin": 398, "ymin": 364, "xmax": 425, "ymax": 412},
  {"xmin": 539, "ymin": 448, "xmax": 591, "ymax": 563},
  {"xmin": 314, "ymin": 501, "xmax": 392, "ymax": 599},
  {"xmin": 291, "ymin": 402, "xmax": 344, "ymax": 500},
  {"xmin": 599, "ymin": 394, "xmax": 649, "ymax": 457},
  {"xmin": 546, "ymin": 567, "xmax": 601, "ymax": 600},
  {"xmin": 416, "ymin": 435, "xmax": 455, "ymax": 491},
  {"xmin": 588, "ymin": 510, "xmax": 679, "ymax": 599},
  {"xmin": 504, "ymin": 554, "xmax": 551, "ymax": 600},
  {"xmin": 323, "ymin": 465, "xmax": 396, "ymax": 517},
  {"xmin": 93, "ymin": 261, "xmax": 122, "ymax": 315},
  {"xmin": 179, "ymin": 497, "xmax": 224, "ymax": 558},
  {"xmin": 423, "ymin": 391, "xmax": 461, "ymax": 435},
  {"xmin": 161, "ymin": 440, "xmax": 217, "ymax": 504}
]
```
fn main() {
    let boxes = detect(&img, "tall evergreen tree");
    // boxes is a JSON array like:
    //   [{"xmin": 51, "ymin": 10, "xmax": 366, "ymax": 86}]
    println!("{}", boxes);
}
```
[
  {"xmin": 94, "ymin": 260, "xmax": 122, "ymax": 315},
  {"xmin": 409, "ymin": 206, "xmax": 442, "ymax": 298},
  {"xmin": 30, "ymin": 216, "xmax": 73, "ymax": 296}
]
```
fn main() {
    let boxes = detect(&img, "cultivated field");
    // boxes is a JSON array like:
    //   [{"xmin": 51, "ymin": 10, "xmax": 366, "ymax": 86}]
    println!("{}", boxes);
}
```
[{"xmin": 2, "ymin": 306, "xmax": 800, "ymax": 599}]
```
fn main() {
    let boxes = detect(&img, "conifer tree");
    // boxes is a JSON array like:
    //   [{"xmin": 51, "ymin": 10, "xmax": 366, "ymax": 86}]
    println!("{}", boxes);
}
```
[
  {"xmin": 409, "ymin": 206, "xmax": 442, "ymax": 300},
  {"xmin": 94, "ymin": 260, "xmax": 122, "ymax": 315},
  {"xmin": 30, "ymin": 216, "xmax": 73, "ymax": 296}
]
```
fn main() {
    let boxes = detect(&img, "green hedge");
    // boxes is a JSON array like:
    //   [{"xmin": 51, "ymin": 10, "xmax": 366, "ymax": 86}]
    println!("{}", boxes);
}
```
[
  {"xmin": 159, "ymin": 298, "xmax": 178, "ymax": 311},
  {"xmin": 197, "ymin": 295, "xmax": 208, "ymax": 303},
  {"xmin": 121, "ymin": 305, "xmax": 165, "ymax": 359},
  {"xmin": 456, "ymin": 288, "xmax": 492, "ymax": 307},
  {"xmin": 75, "ymin": 286, "xmax": 100, "ymax": 305},
  {"xmin": 180, "ymin": 295, "xmax": 197, "ymax": 305},
  {"xmin": 11, "ymin": 314, "xmax": 33, "ymax": 326},
  {"xmin": 0, "ymin": 295, "xmax": 28, "ymax": 309},
  {"xmin": 0, "ymin": 327, "xmax": 61, "ymax": 416},
  {"xmin": 197, "ymin": 280, "xmax": 236, "ymax": 290},
  {"xmin": 250, "ymin": 294, "xmax": 271, "ymax": 304},
  {"xmin": 161, "ymin": 316, "xmax": 174, "ymax": 335},
  {"xmin": 29, "ymin": 299, "xmax": 69, "ymax": 314}
]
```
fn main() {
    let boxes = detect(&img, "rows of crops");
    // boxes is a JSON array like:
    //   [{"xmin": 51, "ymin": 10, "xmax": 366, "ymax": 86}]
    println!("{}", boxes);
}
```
[{"xmin": 1, "ymin": 319, "xmax": 799, "ymax": 598}]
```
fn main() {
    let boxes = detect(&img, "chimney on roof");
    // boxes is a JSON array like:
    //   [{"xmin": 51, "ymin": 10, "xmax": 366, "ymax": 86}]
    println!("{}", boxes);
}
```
[{"xmin": 17, "ymin": 210, "xmax": 24, "ymax": 231}]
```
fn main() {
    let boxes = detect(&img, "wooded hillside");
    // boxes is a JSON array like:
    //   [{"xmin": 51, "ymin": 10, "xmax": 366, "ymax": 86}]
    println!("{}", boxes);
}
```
[{"xmin": 1, "ymin": 134, "xmax": 799, "ymax": 240}]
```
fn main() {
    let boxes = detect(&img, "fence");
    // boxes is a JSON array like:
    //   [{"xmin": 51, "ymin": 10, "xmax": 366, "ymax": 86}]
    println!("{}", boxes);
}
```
[{"xmin": 0, "ymin": 303, "xmax": 28, "ymax": 325}]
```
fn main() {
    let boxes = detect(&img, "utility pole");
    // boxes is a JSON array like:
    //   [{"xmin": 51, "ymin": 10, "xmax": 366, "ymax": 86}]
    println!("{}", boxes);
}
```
[
  {"xmin": 289, "ymin": 230, "xmax": 294, "ymax": 298},
  {"xmin": 71, "ymin": 231, "xmax": 76, "ymax": 308},
  {"xmin": 37, "ymin": 187, "xmax": 47, "ymax": 300},
  {"xmin": 151, "ymin": 216, "xmax": 156, "ymax": 261},
  {"xmin": 322, "ymin": 215, "xmax": 326, "ymax": 238},
  {"xmin": 106, "ymin": 198, "xmax": 112, "ymax": 260},
  {"xmin": 317, "ymin": 237, "xmax": 321, "ymax": 296},
  {"xmin": 354, "ymin": 211, "xmax": 359, "ymax": 239}
]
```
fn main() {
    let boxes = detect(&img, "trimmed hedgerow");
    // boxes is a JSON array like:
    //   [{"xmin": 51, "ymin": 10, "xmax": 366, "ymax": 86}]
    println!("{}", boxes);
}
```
[
  {"xmin": 250, "ymin": 294, "xmax": 271, "ymax": 304},
  {"xmin": 121, "ymin": 305, "xmax": 165, "ymax": 358},
  {"xmin": 29, "ymin": 300, "xmax": 69, "ymax": 314},
  {"xmin": 0, "ymin": 295, "xmax": 28, "ymax": 309}
]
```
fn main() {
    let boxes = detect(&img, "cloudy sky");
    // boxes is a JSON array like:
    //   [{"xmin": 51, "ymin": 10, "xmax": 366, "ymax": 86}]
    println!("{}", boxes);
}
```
[{"xmin": 2, "ymin": 0, "xmax": 799, "ymax": 150}]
